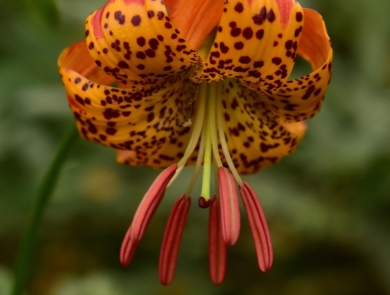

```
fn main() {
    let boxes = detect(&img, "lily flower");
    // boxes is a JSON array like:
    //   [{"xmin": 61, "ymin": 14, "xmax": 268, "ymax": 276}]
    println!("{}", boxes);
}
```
[{"xmin": 58, "ymin": 0, "xmax": 333, "ymax": 285}]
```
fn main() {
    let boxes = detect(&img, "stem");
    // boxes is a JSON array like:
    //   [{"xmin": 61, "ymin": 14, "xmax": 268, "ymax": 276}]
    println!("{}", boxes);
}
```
[{"xmin": 11, "ymin": 123, "xmax": 79, "ymax": 295}]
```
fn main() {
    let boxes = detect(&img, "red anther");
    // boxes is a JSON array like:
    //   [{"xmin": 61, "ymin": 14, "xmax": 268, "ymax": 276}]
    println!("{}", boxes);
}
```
[
  {"xmin": 218, "ymin": 167, "xmax": 240, "ymax": 245},
  {"xmin": 209, "ymin": 196, "xmax": 227, "ymax": 285},
  {"xmin": 119, "ymin": 225, "xmax": 139, "ymax": 266},
  {"xmin": 130, "ymin": 164, "xmax": 178, "ymax": 242},
  {"xmin": 240, "ymin": 181, "xmax": 273, "ymax": 272},
  {"xmin": 159, "ymin": 195, "xmax": 191, "ymax": 285}
]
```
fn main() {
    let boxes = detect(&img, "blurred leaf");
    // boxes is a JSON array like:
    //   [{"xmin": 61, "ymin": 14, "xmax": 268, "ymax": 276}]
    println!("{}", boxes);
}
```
[
  {"xmin": 27, "ymin": 0, "xmax": 59, "ymax": 27},
  {"xmin": 0, "ymin": 267, "xmax": 12, "ymax": 295}
]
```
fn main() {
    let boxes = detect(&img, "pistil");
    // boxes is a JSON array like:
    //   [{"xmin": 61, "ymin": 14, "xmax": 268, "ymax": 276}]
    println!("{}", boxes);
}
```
[{"xmin": 200, "ymin": 86, "xmax": 213, "ymax": 202}]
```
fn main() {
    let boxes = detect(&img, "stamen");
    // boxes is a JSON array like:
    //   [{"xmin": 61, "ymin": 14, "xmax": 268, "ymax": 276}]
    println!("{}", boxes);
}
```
[
  {"xmin": 167, "ymin": 165, "xmax": 184, "ymax": 188},
  {"xmin": 159, "ymin": 195, "xmax": 191, "ymax": 285},
  {"xmin": 214, "ymin": 82, "xmax": 243, "ymax": 187},
  {"xmin": 240, "ymin": 182, "xmax": 273, "ymax": 272},
  {"xmin": 129, "ymin": 164, "xmax": 178, "ymax": 242},
  {"xmin": 208, "ymin": 82, "xmax": 223, "ymax": 168},
  {"xmin": 119, "ymin": 225, "xmax": 139, "ymax": 266},
  {"xmin": 168, "ymin": 83, "xmax": 207, "ymax": 188},
  {"xmin": 218, "ymin": 167, "xmax": 240, "ymax": 245},
  {"xmin": 177, "ymin": 83, "xmax": 207, "ymax": 168},
  {"xmin": 186, "ymin": 123, "xmax": 206, "ymax": 196},
  {"xmin": 209, "ymin": 196, "xmax": 227, "ymax": 285}
]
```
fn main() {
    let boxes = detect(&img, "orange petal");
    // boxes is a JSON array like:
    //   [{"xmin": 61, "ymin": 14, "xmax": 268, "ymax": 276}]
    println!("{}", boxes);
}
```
[
  {"xmin": 216, "ymin": 79, "xmax": 305, "ymax": 174},
  {"xmin": 164, "ymin": 0, "xmax": 173, "ymax": 8},
  {"xmin": 58, "ymin": 40, "xmax": 115, "ymax": 86},
  {"xmin": 59, "ymin": 40, "xmax": 199, "ymax": 168},
  {"xmin": 168, "ymin": 0, "xmax": 223, "ymax": 48},
  {"xmin": 257, "ymin": 8, "xmax": 333, "ymax": 122},
  {"xmin": 283, "ymin": 121, "xmax": 306, "ymax": 138},
  {"xmin": 192, "ymin": 0, "xmax": 303, "ymax": 84},
  {"xmin": 298, "ymin": 8, "xmax": 332, "ymax": 70},
  {"xmin": 85, "ymin": 0, "xmax": 202, "ymax": 85}
]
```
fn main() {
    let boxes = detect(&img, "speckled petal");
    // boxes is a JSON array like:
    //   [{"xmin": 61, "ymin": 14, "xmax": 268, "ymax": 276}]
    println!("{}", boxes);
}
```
[
  {"xmin": 58, "ymin": 41, "xmax": 116, "ymax": 86},
  {"xmin": 85, "ymin": 0, "xmax": 202, "ymax": 85},
  {"xmin": 59, "ymin": 41, "xmax": 199, "ymax": 168},
  {"xmin": 193, "ymin": 0, "xmax": 303, "ymax": 84},
  {"xmin": 217, "ymin": 79, "xmax": 305, "ymax": 174},
  {"xmin": 255, "ymin": 8, "xmax": 333, "ymax": 122}
]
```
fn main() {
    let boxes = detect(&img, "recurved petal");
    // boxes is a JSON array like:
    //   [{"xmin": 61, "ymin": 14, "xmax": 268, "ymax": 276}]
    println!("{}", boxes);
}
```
[
  {"xmin": 216, "ymin": 79, "xmax": 305, "ymax": 174},
  {"xmin": 256, "ymin": 8, "xmax": 333, "ymax": 122},
  {"xmin": 193, "ymin": 0, "xmax": 303, "ymax": 84},
  {"xmin": 58, "ymin": 41, "xmax": 116, "ymax": 86},
  {"xmin": 59, "ymin": 40, "xmax": 199, "ymax": 168},
  {"xmin": 85, "ymin": 0, "xmax": 202, "ymax": 85}
]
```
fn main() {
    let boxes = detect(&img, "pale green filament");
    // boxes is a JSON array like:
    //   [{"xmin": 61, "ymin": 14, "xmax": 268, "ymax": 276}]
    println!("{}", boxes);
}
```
[
  {"xmin": 215, "ymin": 82, "xmax": 243, "ymax": 187},
  {"xmin": 167, "ymin": 165, "xmax": 184, "ymax": 188},
  {"xmin": 185, "ymin": 122, "xmax": 206, "ymax": 195},
  {"xmin": 169, "ymin": 83, "xmax": 206, "ymax": 187},
  {"xmin": 208, "ymin": 82, "xmax": 223, "ymax": 168},
  {"xmin": 177, "ymin": 82, "xmax": 207, "ymax": 168},
  {"xmin": 175, "ymin": 81, "xmax": 243, "ymax": 197}
]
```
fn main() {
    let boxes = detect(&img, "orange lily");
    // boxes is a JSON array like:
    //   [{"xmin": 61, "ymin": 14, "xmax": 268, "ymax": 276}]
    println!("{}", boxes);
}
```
[{"xmin": 58, "ymin": 0, "xmax": 333, "ymax": 285}]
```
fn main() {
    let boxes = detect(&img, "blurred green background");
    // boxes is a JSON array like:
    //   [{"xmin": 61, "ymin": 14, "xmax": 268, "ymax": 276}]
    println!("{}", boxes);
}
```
[{"xmin": 1, "ymin": 0, "xmax": 390, "ymax": 294}]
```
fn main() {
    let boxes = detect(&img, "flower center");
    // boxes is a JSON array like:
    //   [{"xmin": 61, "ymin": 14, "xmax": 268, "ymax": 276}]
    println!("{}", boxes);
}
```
[{"xmin": 169, "ymin": 81, "xmax": 243, "ymax": 207}]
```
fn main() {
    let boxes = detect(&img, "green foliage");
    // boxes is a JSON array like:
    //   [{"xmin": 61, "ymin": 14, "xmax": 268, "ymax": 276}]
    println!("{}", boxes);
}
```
[{"xmin": 27, "ymin": 0, "xmax": 59, "ymax": 27}]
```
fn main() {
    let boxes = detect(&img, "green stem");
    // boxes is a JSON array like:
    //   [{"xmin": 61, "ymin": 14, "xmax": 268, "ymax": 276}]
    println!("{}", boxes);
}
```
[{"xmin": 11, "ymin": 124, "xmax": 79, "ymax": 295}]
